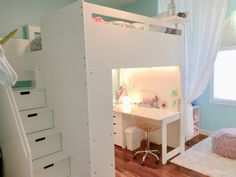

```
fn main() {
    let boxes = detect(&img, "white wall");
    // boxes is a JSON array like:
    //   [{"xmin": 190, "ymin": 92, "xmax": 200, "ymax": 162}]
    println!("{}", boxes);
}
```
[
  {"xmin": 119, "ymin": 67, "xmax": 181, "ymax": 108},
  {"xmin": 3, "ymin": 39, "xmax": 33, "ymax": 81}
]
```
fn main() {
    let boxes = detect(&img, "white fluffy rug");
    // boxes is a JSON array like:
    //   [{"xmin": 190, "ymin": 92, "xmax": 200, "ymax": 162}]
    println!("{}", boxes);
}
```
[{"xmin": 171, "ymin": 137, "xmax": 236, "ymax": 177}]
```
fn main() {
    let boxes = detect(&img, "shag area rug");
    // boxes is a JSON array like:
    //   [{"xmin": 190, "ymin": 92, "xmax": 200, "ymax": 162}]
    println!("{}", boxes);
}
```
[{"xmin": 171, "ymin": 137, "xmax": 236, "ymax": 177}]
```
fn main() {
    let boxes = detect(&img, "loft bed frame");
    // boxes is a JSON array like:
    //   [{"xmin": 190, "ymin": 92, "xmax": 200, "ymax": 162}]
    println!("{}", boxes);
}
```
[{"xmin": 36, "ymin": 1, "xmax": 186, "ymax": 177}]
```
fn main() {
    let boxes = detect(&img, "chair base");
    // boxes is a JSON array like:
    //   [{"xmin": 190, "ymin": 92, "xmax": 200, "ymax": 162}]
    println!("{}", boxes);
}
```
[{"xmin": 134, "ymin": 149, "xmax": 160, "ymax": 165}]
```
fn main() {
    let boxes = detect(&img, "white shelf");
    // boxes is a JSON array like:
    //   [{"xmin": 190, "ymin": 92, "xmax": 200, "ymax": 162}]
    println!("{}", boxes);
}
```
[
  {"xmin": 12, "ymin": 87, "xmax": 44, "ymax": 92},
  {"xmin": 32, "ymin": 151, "xmax": 70, "ymax": 170},
  {"xmin": 193, "ymin": 105, "xmax": 199, "ymax": 109},
  {"xmin": 158, "ymin": 15, "xmax": 188, "ymax": 25},
  {"xmin": 194, "ymin": 120, "xmax": 199, "ymax": 124}
]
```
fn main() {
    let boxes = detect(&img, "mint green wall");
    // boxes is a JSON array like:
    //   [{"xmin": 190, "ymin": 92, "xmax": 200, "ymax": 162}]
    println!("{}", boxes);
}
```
[
  {"xmin": 120, "ymin": 0, "xmax": 158, "ymax": 17},
  {"xmin": 0, "ymin": 0, "xmax": 77, "ymax": 38},
  {"xmin": 0, "ymin": 0, "xmax": 157, "ymax": 38},
  {"xmin": 197, "ymin": 0, "xmax": 236, "ymax": 132},
  {"xmin": 197, "ymin": 84, "xmax": 236, "ymax": 132},
  {"xmin": 86, "ymin": 0, "xmax": 158, "ymax": 17}
]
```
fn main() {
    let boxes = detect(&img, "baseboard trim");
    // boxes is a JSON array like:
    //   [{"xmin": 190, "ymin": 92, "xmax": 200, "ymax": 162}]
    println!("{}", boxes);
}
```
[{"xmin": 200, "ymin": 129, "xmax": 215, "ymax": 136}]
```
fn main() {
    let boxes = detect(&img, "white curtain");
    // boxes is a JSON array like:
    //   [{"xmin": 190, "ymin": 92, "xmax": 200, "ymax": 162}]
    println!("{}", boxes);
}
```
[
  {"xmin": 158, "ymin": 0, "xmax": 228, "ymax": 137},
  {"xmin": 0, "ymin": 45, "xmax": 17, "ymax": 86}
]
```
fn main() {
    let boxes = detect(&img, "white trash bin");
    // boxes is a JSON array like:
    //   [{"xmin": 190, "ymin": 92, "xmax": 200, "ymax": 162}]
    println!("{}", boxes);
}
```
[{"xmin": 125, "ymin": 126, "xmax": 142, "ymax": 151}]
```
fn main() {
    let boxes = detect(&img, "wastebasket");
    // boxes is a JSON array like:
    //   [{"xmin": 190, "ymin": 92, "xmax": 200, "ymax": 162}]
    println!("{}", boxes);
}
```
[{"xmin": 125, "ymin": 126, "xmax": 142, "ymax": 151}]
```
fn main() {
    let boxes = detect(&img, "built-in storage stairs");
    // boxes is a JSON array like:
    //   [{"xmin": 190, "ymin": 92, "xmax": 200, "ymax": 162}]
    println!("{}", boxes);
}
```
[{"xmin": 13, "ymin": 87, "xmax": 71, "ymax": 177}]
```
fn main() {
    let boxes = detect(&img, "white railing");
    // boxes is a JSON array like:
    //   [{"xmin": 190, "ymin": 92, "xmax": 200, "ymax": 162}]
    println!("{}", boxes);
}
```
[{"xmin": 0, "ymin": 85, "xmax": 33, "ymax": 177}]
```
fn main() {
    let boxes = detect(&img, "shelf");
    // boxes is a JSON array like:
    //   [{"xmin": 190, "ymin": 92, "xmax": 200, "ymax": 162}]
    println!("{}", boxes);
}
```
[
  {"xmin": 194, "ymin": 120, "xmax": 199, "ymax": 124},
  {"xmin": 158, "ymin": 15, "xmax": 188, "ymax": 25}
]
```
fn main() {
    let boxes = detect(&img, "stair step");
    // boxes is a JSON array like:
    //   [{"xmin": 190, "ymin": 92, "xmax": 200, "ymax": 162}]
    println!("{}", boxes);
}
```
[
  {"xmin": 12, "ymin": 87, "xmax": 46, "ymax": 111},
  {"xmin": 12, "ymin": 87, "xmax": 43, "ymax": 92},
  {"xmin": 20, "ymin": 108, "xmax": 54, "ymax": 134},
  {"xmin": 27, "ymin": 128, "xmax": 60, "ymax": 141},
  {"xmin": 33, "ymin": 151, "xmax": 70, "ymax": 170},
  {"xmin": 27, "ymin": 129, "xmax": 62, "ymax": 160}
]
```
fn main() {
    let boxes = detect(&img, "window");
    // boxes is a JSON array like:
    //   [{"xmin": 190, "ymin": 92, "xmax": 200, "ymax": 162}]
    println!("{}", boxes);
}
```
[{"xmin": 211, "ymin": 48, "xmax": 236, "ymax": 105}]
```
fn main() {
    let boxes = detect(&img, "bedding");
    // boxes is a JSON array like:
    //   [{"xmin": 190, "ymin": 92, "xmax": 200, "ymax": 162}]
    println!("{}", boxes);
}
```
[{"xmin": 93, "ymin": 16, "xmax": 144, "ymax": 30}]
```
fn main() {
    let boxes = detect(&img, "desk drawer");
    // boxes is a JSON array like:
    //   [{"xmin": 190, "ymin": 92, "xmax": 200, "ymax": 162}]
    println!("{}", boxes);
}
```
[
  {"xmin": 114, "ymin": 130, "xmax": 123, "ymax": 147},
  {"xmin": 33, "ymin": 157, "xmax": 70, "ymax": 177},
  {"xmin": 14, "ymin": 89, "xmax": 46, "ymax": 111},
  {"xmin": 20, "ymin": 108, "xmax": 54, "ymax": 134},
  {"xmin": 28, "ymin": 130, "xmax": 61, "ymax": 160},
  {"xmin": 113, "ymin": 112, "xmax": 122, "ymax": 125}
]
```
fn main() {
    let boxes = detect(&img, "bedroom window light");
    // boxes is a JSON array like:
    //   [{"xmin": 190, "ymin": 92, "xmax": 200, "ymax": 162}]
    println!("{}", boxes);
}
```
[{"xmin": 210, "ymin": 48, "xmax": 236, "ymax": 106}]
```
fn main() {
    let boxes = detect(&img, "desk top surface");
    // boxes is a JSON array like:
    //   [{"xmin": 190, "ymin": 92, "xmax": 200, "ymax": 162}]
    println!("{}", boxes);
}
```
[{"xmin": 113, "ymin": 104, "xmax": 180, "ymax": 121}]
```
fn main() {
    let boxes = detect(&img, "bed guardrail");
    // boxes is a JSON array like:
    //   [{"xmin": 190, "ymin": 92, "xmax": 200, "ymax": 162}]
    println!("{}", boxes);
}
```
[
  {"xmin": 84, "ymin": 2, "xmax": 182, "ymax": 36},
  {"xmin": 0, "ymin": 85, "xmax": 33, "ymax": 177}
]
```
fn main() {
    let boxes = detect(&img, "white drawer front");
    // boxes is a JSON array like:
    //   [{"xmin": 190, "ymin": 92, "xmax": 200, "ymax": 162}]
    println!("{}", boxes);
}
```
[
  {"xmin": 34, "ymin": 158, "xmax": 70, "ymax": 177},
  {"xmin": 14, "ymin": 89, "xmax": 46, "ymax": 111},
  {"xmin": 29, "ymin": 133, "xmax": 61, "ymax": 160},
  {"xmin": 113, "ymin": 112, "xmax": 122, "ymax": 125},
  {"xmin": 114, "ymin": 130, "xmax": 123, "ymax": 147},
  {"xmin": 20, "ymin": 109, "xmax": 54, "ymax": 134}
]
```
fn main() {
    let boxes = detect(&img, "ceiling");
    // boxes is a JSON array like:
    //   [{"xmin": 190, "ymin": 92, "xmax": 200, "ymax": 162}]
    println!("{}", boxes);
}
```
[{"xmin": 86, "ymin": 0, "xmax": 141, "ymax": 7}]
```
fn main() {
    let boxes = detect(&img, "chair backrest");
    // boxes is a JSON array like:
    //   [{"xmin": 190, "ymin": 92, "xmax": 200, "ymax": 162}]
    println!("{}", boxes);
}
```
[{"xmin": 134, "ymin": 116, "xmax": 160, "ymax": 133}]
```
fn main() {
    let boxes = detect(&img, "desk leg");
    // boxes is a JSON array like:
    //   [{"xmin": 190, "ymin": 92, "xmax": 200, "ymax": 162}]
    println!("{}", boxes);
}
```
[{"xmin": 161, "ymin": 121, "xmax": 167, "ymax": 164}]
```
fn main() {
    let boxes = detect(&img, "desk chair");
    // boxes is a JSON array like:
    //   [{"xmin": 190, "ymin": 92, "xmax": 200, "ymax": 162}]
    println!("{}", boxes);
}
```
[{"xmin": 133, "ymin": 116, "xmax": 160, "ymax": 165}]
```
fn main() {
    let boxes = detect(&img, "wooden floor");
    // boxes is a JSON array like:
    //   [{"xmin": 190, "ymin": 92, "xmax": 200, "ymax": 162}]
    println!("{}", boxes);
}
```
[{"xmin": 115, "ymin": 134, "xmax": 208, "ymax": 177}]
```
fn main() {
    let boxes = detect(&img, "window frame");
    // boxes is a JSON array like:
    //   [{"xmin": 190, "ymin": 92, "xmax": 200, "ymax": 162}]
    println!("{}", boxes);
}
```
[{"xmin": 209, "ymin": 46, "xmax": 236, "ymax": 106}]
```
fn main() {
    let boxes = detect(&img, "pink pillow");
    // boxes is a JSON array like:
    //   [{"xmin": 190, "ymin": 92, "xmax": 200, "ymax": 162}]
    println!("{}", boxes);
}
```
[{"xmin": 212, "ymin": 128, "xmax": 236, "ymax": 159}]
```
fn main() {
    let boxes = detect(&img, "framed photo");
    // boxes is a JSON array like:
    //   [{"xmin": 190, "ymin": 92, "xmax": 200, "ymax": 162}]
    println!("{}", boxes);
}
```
[{"xmin": 26, "ymin": 24, "xmax": 42, "ymax": 51}]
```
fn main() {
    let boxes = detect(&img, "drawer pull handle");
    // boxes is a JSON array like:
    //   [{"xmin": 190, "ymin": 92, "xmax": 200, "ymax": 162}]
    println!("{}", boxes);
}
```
[
  {"xmin": 114, "ymin": 132, "xmax": 116, "ymax": 135},
  {"xmin": 113, "ymin": 123, "xmax": 116, "ymax": 125},
  {"xmin": 35, "ymin": 137, "xmax": 46, "ymax": 142},
  {"xmin": 28, "ymin": 113, "xmax": 38, "ymax": 118},
  {"xmin": 44, "ymin": 164, "xmax": 54, "ymax": 169},
  {"xmin": 20, "ymin": 91, "xmax": 30, "ymax": 95},
  {"xmin": 113, "ymin": 116, "xmax": 116, "ymax": 118}
]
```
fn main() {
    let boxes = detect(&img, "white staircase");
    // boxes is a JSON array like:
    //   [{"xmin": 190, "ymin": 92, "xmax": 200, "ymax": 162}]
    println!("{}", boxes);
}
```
[{"xmin": 13, "ymin": 87, "xmax": 71, "ymax": 177}]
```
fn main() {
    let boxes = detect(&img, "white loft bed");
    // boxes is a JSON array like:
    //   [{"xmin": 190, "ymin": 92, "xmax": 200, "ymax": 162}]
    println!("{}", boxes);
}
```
[{"xmin": 38, "ymin": 1, "xmax": 185, "ymax": 177}]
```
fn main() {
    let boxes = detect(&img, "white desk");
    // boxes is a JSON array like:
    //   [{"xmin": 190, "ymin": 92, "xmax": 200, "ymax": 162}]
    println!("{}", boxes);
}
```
[{"xmin": 113, "ymin": 104, "xmax": 181, "ymax": 164}]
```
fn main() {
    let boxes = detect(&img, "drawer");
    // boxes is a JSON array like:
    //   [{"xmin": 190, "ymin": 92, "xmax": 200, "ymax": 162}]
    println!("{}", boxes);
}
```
[
  {"xmin": 113, "ymin": 112, "xmax": 122, "ymax": 125},
  {"xmin": 114, "ymin": 130, "xmax": 122, "ymax": 145},
  {"xmin": 33, "ymin": 157, "xmax": 70, "ymax": 177},
  {"xmin": 20, "ymin": 108, "xmax": 54, "ymax": 134},
  {"xmin": 113, "ymin": 123, "xmax": 122, "ymax": 134},
  {"xmin": 13, "ymin": 88, "xmax": 46, "ymax": 111},
  {"xmin": 112, "ymin": 112, "xmax": 122, "ymax": 119},
  {"xmin": 28, "ymin": 130, "xmax": 62, "ymax": 160}
]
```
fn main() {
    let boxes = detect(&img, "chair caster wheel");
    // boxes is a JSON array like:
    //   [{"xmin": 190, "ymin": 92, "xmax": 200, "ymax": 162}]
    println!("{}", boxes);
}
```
[{"xmin": 140, "ymin": 161, "xmax": 145, "ymax": 165}]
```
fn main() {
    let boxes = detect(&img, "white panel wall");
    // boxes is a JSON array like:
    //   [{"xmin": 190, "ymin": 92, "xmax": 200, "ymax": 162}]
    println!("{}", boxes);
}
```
[
  {"xmin": 40, "ymin": 1, "xmax": 91, "ymax": 177},
  {"xmin": 0, "ymin": 86, "xmax": 32, "ymax": 177},
  {"xmin": 3, "ymin": 39, "xmax": 34, "ymax": 81},
  {"xmin": 84, "ymin": 3, "xmax": 184, "ymax": 177}
]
